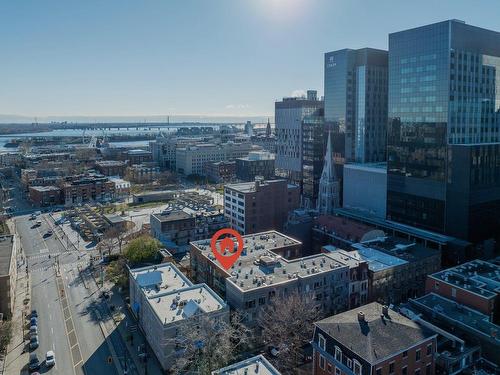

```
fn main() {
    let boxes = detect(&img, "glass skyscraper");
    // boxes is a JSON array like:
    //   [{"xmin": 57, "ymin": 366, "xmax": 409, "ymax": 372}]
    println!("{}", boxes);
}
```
[
  {"xmin": 387, "ymin": 20, "xmax": 500, "ymax": 243},
  {"xmin": 324, "ymin": 48, "xmax": 388, "ymax": 164}
]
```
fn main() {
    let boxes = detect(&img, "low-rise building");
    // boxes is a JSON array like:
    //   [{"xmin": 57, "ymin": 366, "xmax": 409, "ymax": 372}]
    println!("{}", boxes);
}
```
[
  {"xmin": 124, "ymin": 149, "xmax": 152, "ymax": 164},
  {"xmin": 108, "ymin": 177, "xmax": 131, "ymax": 198},
  {"xmin": 129, "ymin": 263, "xmax": 229, "ymax": 371},
  {"xmin": 151, "ymin": 210, "xmax": 196, "ymax": 249},
  {"xmin": 176, "ymin": 142, "xmax": 260, "ymax": 176},
  {"xmin": 0, "ymin": 235, "xmax": 17, "ymax": 319},
  {"xmin": 235, "ymin": 151, "xmax": 275, "ymax": 181},
  {"xmin": 425, "ymin": 260, "xmax": 500, "ymax": 324},
  {"xmin": 62, "ymin": 173, "xmax": 115, "ymax": 206},
  {"xmin": 95, "ymin": 160, "xmax": 127, "ymax": 176},
  {"xmin": 205, "ymin": 160, "xmax": 236, "ymax": 183},
  {"xmin": 126, "ymin": 163, "xmax": 160, "ymax": 183},
  {"xmin": 28, "ymin": 185, "xmax": 62, "ymax": 207},
  {"xmin": 212, "ymin": 355, "xmax": 281, "ymax": 375},
  {"xmin": 224, "ymin": 179, "xmax": 300, "ymax": 235},
  {"xmin": 190, "ymin": 231, "xmax": 350, "ymax": 325},
  {"xmin": 408, "ymin": 293, "xmax": 500, "ymax": 367},
  {"xmin": 312, "ymin": 303, "xmax": 437, "ymax": 375},
  {"xmin": 348, "ymin": 237, "xmax": 441, "ymax": 305}
]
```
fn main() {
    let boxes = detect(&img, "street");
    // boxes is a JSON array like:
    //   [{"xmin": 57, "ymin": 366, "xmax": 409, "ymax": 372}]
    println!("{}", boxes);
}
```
[{"xmin": 14, "ymin": 214, "xmax": 120, "ymax": 375}]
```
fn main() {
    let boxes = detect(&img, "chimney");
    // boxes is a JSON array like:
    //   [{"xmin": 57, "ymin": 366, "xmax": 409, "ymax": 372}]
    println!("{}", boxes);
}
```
[
  {"xmin": 357, "ymin": 311, "xmax": 365, "ymax": 322},
  {"xmin": 382, "ymin": 305, "xmax": 389, "ymax": 317}
]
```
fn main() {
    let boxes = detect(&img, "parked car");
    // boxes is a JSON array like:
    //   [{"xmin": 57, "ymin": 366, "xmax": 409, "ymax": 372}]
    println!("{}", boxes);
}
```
[
  {"xmin": 29, "ymin": 353, "xmax": 40, "ymax": 371},
  {"xmin": 31, "ymin": 309, "xmax": 38, "ymax": 318},
  {"xmin": 30, "ymin": 317, "xmax": 37, "ymax": 326},
  {"xmin": 29, "ymin": 335, "xmax": 39, "ymax": 350},
  {"xmin": 43, "ymin": 230, "xmax": 53, "ymax": 237},
  {"xmin": 45, "ymin": 350, "xmax": 56, "ymax": 367},
  {"xmin": 29, "ymin": 325, "xmax": 38, "ymax": 335}
]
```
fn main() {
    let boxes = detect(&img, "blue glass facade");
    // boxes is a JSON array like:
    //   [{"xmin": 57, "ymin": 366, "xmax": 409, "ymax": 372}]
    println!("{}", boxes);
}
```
[{"xmin": 387, "ymin": 20, "xmax": 500, "ymax": 243}]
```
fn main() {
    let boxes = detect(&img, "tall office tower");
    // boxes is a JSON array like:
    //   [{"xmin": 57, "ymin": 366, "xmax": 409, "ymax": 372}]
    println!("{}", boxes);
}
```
[
  {"xmin": 275, "ymin": 92, "xmax": 323, "ymax": 186},
  {"xmin": 317, "ymin": 133, "xmax": 340, "ymax": 215},
  {"xmin": 324, "ymin": 48, "xmax": 388, "ymax": 164},
  {"xmin": 387, "ymin": 20, "xmax": 500, "ymax": 244},
  {"xmin": 302, "ymin": 112, "xmax": 326, "ymax": 208}
]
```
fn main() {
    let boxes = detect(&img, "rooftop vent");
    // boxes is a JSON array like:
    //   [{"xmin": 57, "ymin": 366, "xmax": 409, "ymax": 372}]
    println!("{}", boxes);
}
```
[{"xmin": 358, "ymin": 311, "xmax": 365, "ymax": 322}]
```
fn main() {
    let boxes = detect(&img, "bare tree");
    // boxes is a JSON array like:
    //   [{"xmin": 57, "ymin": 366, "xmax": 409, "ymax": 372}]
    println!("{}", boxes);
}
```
[
  {"xmin": 257, "ymin": 292, "xmax": 322, "ymax": 374},
  {"xmin": 168, "ymin": 312, "xmax": 251, "ymax": 375}
]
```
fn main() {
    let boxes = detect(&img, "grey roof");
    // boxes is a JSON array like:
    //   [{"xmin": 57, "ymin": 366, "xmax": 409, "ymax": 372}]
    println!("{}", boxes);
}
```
[
  {"xmin": 315, "ymin": 302, "xmax": 435, "ymax": 364},
  {"xmin": 0, "ymin": 235, "xmax": 15, "ymax": 276},
  {"xmin": 212, "ymin": 355, "xmax": 281, "ymax": 375}
]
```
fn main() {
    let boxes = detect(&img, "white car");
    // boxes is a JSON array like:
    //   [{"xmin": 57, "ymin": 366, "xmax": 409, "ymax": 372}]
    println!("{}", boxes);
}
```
[{"xmin": 46, "ymin": 350, "xmax": 56, "ymax": 367}]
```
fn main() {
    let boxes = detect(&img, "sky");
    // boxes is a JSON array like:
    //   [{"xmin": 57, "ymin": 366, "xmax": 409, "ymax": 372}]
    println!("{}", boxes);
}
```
[{"xmin": 0, "ymin": 0, "xmax": 498, "ymax": 121}]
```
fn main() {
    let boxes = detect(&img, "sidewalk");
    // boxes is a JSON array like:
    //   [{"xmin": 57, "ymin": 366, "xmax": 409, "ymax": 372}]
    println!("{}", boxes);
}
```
[
  {"xmin": 104, "ymin": 282, "xmax": 163, "ymax": 375},
  {"xmin": 3, "ymin": 221, "xmax": 31, "ymax": 375}
]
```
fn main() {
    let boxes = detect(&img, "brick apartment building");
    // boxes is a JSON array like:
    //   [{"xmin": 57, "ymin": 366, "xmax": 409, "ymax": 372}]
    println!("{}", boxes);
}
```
[
  {"xmin": 150, "ymin": 210, "xmax": 196, "ymax": 247},
  {"xmin": 204, "ymin": 160, "xmax": 236, "ymax": 183},
  {"xmin": 95, "ymin": 160, "xmax": 127, "ymax": 176},
  {"xmin": 425, "ymin": 259, "xmax": 500, "ymax": 324},
  {"xmin": 28, "ymin": 185, "xmax": 62, "ymax": 207},
  {"xmin": 312, "ymin": 303, "xmax": 437, "ymax": 375},
  {"xmin": 63, "ymin": 174, "xmax": 115, "ymax": 206},
  {"xmin": 224, "ymin": 179, "xmax": 300, "ymax": 234}
]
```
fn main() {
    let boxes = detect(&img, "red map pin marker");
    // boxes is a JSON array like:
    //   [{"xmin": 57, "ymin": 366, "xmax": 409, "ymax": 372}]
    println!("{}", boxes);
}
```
[{"xmin": 210, "ymin": 228, "xmax": 244, "ymax": 270}]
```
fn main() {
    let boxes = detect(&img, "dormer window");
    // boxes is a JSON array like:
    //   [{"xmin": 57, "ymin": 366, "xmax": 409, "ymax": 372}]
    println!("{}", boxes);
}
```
[
  {"xmin": 318, "ymin": 334, "xmax": 326, "ymax": 350},
  {"xmin": 353, "ymin": 359, "xmax": 362, "ymax": 375},
  {"xmin": 335, "ymin": 346, "xmax": 342, "ymax": 362}
]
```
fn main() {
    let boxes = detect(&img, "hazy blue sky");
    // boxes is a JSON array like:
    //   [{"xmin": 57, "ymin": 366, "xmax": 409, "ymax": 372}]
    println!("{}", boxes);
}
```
[{"xmin": 0, "ymin": 0, "xmax": 498, "ymax": 119}]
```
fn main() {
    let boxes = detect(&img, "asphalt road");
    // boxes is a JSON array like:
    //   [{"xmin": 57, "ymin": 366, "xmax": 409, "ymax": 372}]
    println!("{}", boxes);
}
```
[{"xmin": 15, "ymin": 214, "xmax": 119, "ymax": 375}]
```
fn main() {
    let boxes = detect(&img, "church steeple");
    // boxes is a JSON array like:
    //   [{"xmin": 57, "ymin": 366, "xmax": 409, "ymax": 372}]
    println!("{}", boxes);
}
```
[
  {"xmin": 317, "ymin": 132, "xmax": 340, "ymax": 215},
  {"xmin": 266, "ymin": 118, "xmax": 272, "ymax": 137}
]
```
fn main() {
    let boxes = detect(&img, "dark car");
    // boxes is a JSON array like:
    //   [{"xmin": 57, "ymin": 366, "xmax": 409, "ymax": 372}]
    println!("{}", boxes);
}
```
[
  {"xmin": 29, "ymin": 353, "xmax": 40, "ymax": 371},
  {"xmin": 31, "ymin": 309, "xmax": 38, "ymax": 318},
  {"xmin": 29, "ymin": 335, "xmax": 39, "ymax": 350},
  {"xmin": 30, "ymin": 317, "xmax": 37, "ymax": 326}
]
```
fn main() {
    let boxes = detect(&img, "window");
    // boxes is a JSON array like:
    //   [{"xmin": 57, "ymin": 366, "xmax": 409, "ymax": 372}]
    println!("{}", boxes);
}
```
[
  {"xmin": 376, "ymin": 368, "xmax": 382, "ymax": 375},
  {"xmin": 353, "ymin": 359, "xmax": 362, "ymax": 375},
  {"xmin": 318, "ymin": 334, "xmax": 326, "ymax": 350},
  {"xmin": 416, "ymin": 349, "xmax": 421, "ymax": 361},
  {"xmin": 327, "ymin": 363, "xmax": 332, "ymax": 373},
  {"xmin": 335, "ymin": 346, "xmax": 342, "ymax": 361},
  {"xmin": 403, "ymin": 350, "xmax": 408, "ymax": 358},
  {"xmin": 347, "ymin": 358, "xmax": 352, "ymax": 369},
  {"xmin": 319, "ymin": 355, "xmax": 326, "ymax": 370},
  {"xmin": 426, "ymin": 364, "xmax": 431, "ymax": 375},
  {"xmin": 427, "ymin": 344, "xmax": 432, "ymax": 356},
  {"xmin": 389, "ymin": 361, "xmax": 395, "ymax": 374},
  {"xmin": 402, "ymin": 366, "xmax": 407, "ymax": 375},
  {"xmin": 415, "ymin": 369, "xmax": 421, "ymax": 375},
  {"xmin": 335, "ymin": 368, "xmax": 341, "ymax": 375},
  {"xmin": 451, "ymin": 288, "xmax": 456, "ymax": 298}
]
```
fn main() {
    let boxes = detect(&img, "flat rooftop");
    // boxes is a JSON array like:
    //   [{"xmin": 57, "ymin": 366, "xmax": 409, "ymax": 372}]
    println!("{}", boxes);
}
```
[
  {"xmin": 192, "ymin": 231, "xmax": 347, "ymax": 291},
  {"xmin": 130, "ymin": 263, "xmax": 226, "ymax": 324},
  {"xmin": 358, "ymin": 236, "xmax": 440, "ymax": 263},
  {"xmin": 351, "ymin": 243, "xmax": 408, "ymax": 272},
  {"xmin": 410, "ymin": 293, "xmax": 499, "ymax": 340},
  {"xmin": 324, "ymin": 249, "xmax": 367, "ymax": 269},
  {"xmin": 151, "ymin": 210, "xmax": 193, "ymax": 223},
  {"xmin": 212, "ymin": 355, "xmax": 281, "ymax": 375},
  {"xmin": 95, "ymin": 160, "xmax": 126, "ymax": 166},
  {"xmin": 29, "ymin": 185, "xmax": 61, "ymax": 192},
  {"xmin": 0, "ymin": 235, "xmax": 15, "ymax": 276},
  {"xmin": 428, "ymin": 260, "xmax": 500, "ymax": 299},
  {"xmin": 225, "ymin": 179, "xmax": 286, "ymax": 193}
]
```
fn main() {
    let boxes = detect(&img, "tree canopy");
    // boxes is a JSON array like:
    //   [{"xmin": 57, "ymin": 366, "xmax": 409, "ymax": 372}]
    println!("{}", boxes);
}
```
[{"xmin": 123, "ymin": 235, "xmax": 162, "ymax": 265}]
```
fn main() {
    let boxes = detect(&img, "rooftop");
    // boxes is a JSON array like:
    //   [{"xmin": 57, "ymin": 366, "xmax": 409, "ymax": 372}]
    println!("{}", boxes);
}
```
[
  {"xmin": 212, "ymin": 355, "xmax": 281, "ymax": 375},
  {"xmin": 324, "ymin": 249, "xmax": 367, "ymax": 269},
  {"xmin": 130, "ymin": 263, "xmax": 226, "ymax": 324},
  {"xmin": 95, "ymin": 160, "xmax": 126, "ymax": 166},
  {"xmin": 225, "ymin": 179, "xmax": 288, "ymax": 193},
  {"xmin": 350, "ymin": 243, "xmax": 408, "ymax": 272},
  {"xmin": 191, "ymin": 231, "xmax": 347, "ymax": 291},
  {"xmin": 314, "ymin": 215, "xmax": 375, "ymax": 244},
  {"xmin": 315, "ymin": 302, "xmax": 435, "ymax": 364},
  {"xmin": 344, "ymin": 162, "xmax": 387, "ymax": 172},
  {"xmin": 428, "ymin": 260, "xmax": 500, "ymax": 299},
  {"xmin": 151, "ymin": 210, "xmax": 193, "ymax": 223},
  {"xmin": 410, "ymin": 293, "xmax": 500, "ymax": 341},
  {"xmin": 29, "ymin": 185, "xmax": 61, "ymax": 192},
  {"xmin": 0, "ymin": 235, "xmax": 15, "ymax": 276}
]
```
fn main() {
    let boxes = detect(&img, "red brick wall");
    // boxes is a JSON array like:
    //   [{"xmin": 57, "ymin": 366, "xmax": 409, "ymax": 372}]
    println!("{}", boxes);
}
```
[{"xmin": 425, "ymin": 276, "xmax": 492, "ymax": 316}]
